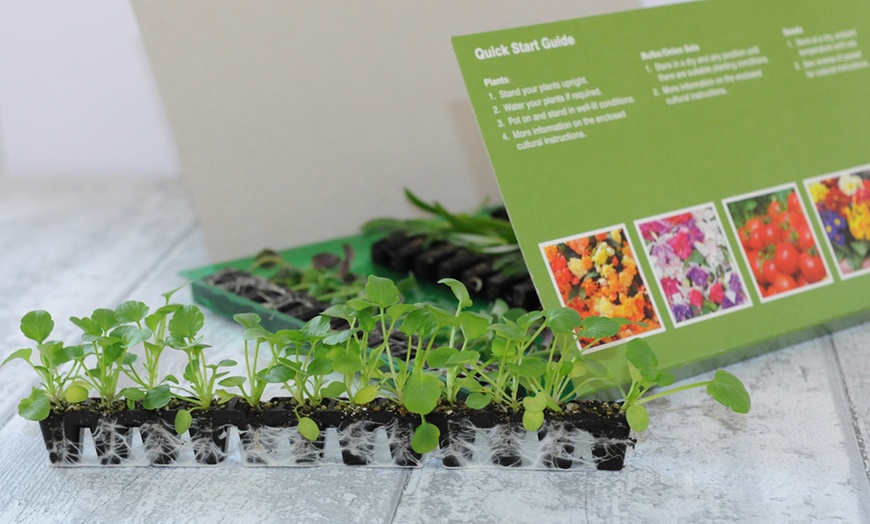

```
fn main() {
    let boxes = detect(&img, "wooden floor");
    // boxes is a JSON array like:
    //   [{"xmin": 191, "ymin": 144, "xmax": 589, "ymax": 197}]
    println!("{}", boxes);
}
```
[{"xmin": 1, "ymin": 178, "xmax": 869, "ymax": 523}]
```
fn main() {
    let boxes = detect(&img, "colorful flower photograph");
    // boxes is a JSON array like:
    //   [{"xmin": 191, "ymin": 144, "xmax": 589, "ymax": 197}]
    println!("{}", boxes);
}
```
[
  {"xmin": 540, "ymin": 225, "xmax": 664, "ymax": 349},
  {"xmin": 635, "ymin": 204, "xmax": 751, "ymax": 327},
  {"xmin": 723, "ymin": 183, "xmax": 831, "ymax": 302},
  {"xmin": 804, "ymin": 167, "xmax": 870, "ymax": 279}
]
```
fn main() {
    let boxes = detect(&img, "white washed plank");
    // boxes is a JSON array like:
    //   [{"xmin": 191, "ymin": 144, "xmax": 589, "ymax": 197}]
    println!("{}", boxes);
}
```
[
  {"xmin": 832, "ymin": 321, "xmax": 870, "ymax": 482},
  {"xmin": 0, "ymin": 416, "xmax": 408, "ymax": 524},
  {"xmin": 393, "ymin": 337, "xmax": 870, "ymax": 523}
]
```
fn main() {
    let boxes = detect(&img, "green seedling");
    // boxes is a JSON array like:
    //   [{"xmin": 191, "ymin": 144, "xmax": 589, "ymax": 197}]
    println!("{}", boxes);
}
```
[{"xmin": 2, "ymin": 310, "xmax": 86, "ymax": 420}]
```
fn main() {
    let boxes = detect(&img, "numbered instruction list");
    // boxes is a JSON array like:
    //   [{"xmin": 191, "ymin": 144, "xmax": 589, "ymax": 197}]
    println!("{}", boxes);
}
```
[{"xmin": 483, "ymin": 76, "xmax": 635, "ymax": 151}]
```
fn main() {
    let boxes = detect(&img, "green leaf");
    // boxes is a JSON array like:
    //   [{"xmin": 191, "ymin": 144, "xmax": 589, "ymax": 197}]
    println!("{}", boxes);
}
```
[
  {"xmin": 522, "ymin": 392, "xmax": 548, "ymax": 412},
  {"xmin": 110, "ymin": 325, "xmax": 152, "ymax": 349},
  {"xmin": 216, "ymin": 359, "xmax": 237, "ymax": 368},
  {"xmin": 626, "ymin": 403, "xmax": 650, "ymax": 432},
  {"xmin": 20, "ymin": 311, "xmax": 54, "ymax": 343},
  {"xmin": 438, "ymin": 278, "xmax": 472, "ymax": 308},
  {"xmin": 174, "ymin": 409, "xmax": 192, "ymax": 435},
  {"xmin": 143, "ymin": 386, "xmax": 172, "ymax": 409},
  {"xmin": 411, "ymin": 422, "xmax": 440, "ymax": 454},
  {"xmin": 297, "ymin": 417, "xmax": 320, "ymax": 442},
  {"xmin": 458, "ymin": 311, "xmax": 491, "ymax": 341},
  {"xmin": 69, "ymin": 315, "xmax": 102, "ymax": 337},
  {"xmin": 851, "ymin": 240, "xmax": 869, "ymax": 259},
  {"xmin": 427, "ymin": 347, "xmax": 459, "ymax": 368},
  {"xmin": 65, "ymin": 384, "xmax": 90, "ymax": 404},
  {"xmin": 168, "ymin": 305, "xmax": 205, "ymax": 340},
  {"xmin": 219, "ymin": 376, "xmax": 246, "ymax": 388},
  {"xmin": 242, "ymin": 326, "xmax": 272, "ymax": 341},
  {"xmin": 655, "ymin": 371, "xmax": 675, "ymax": 387},
  {"xmin": 426, "ymin": 304, "xmax": 459, "ymax": 328},
  {"xmin": 103, "ymin": 343, "xmax": 126, "ymax": 366},
  {"xmin": 321, "ymin": 304, "xmax": 354, "ymax": 322},
  {"xmin": 330, "ymin": 348, "xmax": 362, "ymax": 375},
  {"xmin": 404, "ymin": 374, "xmax": 442, "ymax": 414},
  {"xmin": 707, "ymin": 370, "xmax": 751, "ymax": 414},
  {"xmin": 687, "ymin": 250, "xmax": 707, "ymax": 266},
  {"xmin": 511, "ymin": 357, "xmax": 547, "ymax": 378},
  {"xmin": 115, "ymin": 301, "xmax": 150, "ymax": 323},
  {"xmin": 487, "ymin": 321, "xmax": 527, "ymax": 342},
  {"xmin": 625, "ymin": 338, "xmax": 658, "ymax": 381},
  {"xmin": 1, "ymin": 348, "xmax": 32, "ymax": 368},
  {"xmin": 522, "ymin": 409, "xmax": 545, "ymax": 432},
  {"xmin": 307, "ymin": 358, "xmax": 333, "ymax": 376},
  {"xmin": 322, "ymin": 330, "xmax": 353, "ymax": 346},
  {"xmin": 386, "ymin": 303, "xmax": 417, "ymax": 324},
  {"xmin": 257, "ymin": 364, "xmax": 295, "ymax": 383},
  {"xmin": 118, "ymin": 387, "xmax": 144, "ymax": 401},
  {"xmin": 322, "ymin": 381, "xmax": 346, "ymax": 399},
  {"xmin": 91, "ymin": 308, "xmax": 119, "ymax": 333},
  {"xmin": 399, "ymin": 308, "xmax": 438, "ymax": 338},
  {"xmin": 445, "ymin": 350, "xmax": 480, "ymax": 367},
  {"xmin": 18, "ymin": 388, "xmax": 51, "ymax": 421},
  {"xmin": 352, "ymin": 385, "xmax": 379, "ymax": 405},
  {"xmin": 580, "ymin": 317, "xmax": 620, "ymax": 339},
  {"xmin": 465, "ymin": 392, "xmax": 491, "ymax": 410},
  {"xmin": 515, "ymin": 311, "xmax": 544, "ymax": 331},
  {"xmin": 364, "ymin": 275, "xmax": 400, "ymax": 308},
  {"xmin": 544, "ymin": 308, "xmax": 583, "ymax": 334},
  {"xmin": 233, "ymin": 312, "xmax": 261, "ymax": 330},
  {"xmin": 301, "ymin": 316, "xmax": 331, "ymax": 339}
]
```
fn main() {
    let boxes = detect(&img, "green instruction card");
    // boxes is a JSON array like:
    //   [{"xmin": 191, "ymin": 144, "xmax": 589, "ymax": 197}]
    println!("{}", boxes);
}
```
[{"xmin": 451, "ymin": 0, "xmax": 870, "ymax": 390}]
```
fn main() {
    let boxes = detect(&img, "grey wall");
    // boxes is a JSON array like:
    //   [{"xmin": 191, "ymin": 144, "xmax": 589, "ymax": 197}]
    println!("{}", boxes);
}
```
[{"xmin": 133, "ymin": 1, "xmax": 642, "ymax": 261}]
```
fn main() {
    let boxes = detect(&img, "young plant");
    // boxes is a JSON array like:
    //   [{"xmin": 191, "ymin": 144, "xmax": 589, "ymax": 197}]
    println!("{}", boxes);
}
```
[
  {"xmin": 618, "ymin": 338, "xmax": 751, "ymax": 432},
  {"xmin": 69, "ymin": 307, "xmax": 151, "ymax": 410},
  {"xmin": 2, "ymin": 311, "xmax": 87, "ymax": 421},
  {"xmin": 249, "ymin": 245, "xmax": 366, "ymax": 304},
  {"xmin": 363, "ymin": 189, "xmax": 526, "ymax": 276},
  {"xmin": 226, "ymin": 312, "xmax": 336, "ymax": 442},
  {"xmin": 116, "ymin": 290, "xmax": 185, "ymax": 411},
  {"xmin": 165, "ymin": 305, "xmax": 236, "ymax": 434}
]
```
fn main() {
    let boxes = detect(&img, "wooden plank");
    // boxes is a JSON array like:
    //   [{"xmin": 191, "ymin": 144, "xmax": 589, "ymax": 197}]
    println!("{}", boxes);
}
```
[
  {"xmin": 394, "ymin": 336, "xmax": 870, "ymax": 522},
  {"xmin": 832, "ymin": 322, "xmax": 870, "ymax": 484}
]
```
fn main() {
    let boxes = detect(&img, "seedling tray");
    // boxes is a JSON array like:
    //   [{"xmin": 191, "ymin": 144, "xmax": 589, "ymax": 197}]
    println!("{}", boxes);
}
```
[{"xmin": 181, "ymin": 233, "xmax": 526, "ymax": 332}]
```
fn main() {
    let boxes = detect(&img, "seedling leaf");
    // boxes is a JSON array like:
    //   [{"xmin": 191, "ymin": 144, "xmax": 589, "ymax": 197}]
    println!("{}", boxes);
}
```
[
  {"xmin": 707, "ymin": 370, "xmax": 751, "ymax": 413},
  {"xmin": 115, "ymin": 301, "xmax": 150, "ymax": 323},
  {"xmin": 18, "ymin": 388, "xmax": 51, "ymax": 421},
  {"xmin": 65, "ymin": 385, "xmax": 89, "ymax": 404},
  {"xmin": 322, "ymin": 381, "xmax": 346, "ymax": 399},
  {"xmin": 438, "ymin": 278, "xmax": 472, "ymax": 308},
  {"xmin": 411, "ymin": 422, "xmax": 440, "ymax": 454},
  {"xmin": 20, "ymin": 311, "xmax": 54, "ymax": 343},
  {"xmin": 168, "ymin": 305, "xmax": 205, "ymax": 340},
  {"xmin": 522, "ymin": 409, "xmax": 545, "ymax": 432},
  {"xmin": 143, "ymin": 385, "xmax": 173, "ymax": 410},
  {"xmin": 297, "ymin": 417, "xmax": 320, "ymax": 441},
  {"xmin": 626, "ymin": 338, "xmax": 658, "ymax": 380},
  {"xmin": 580, "ymin": 316, "xmax": 620, "ymax": 339},
  {"xmin": 1, "ymin": 348, "xmax": 32, "ymax": 368},
  {"xmin": 404, "ymin": 374, "xmax": 441, "ymax": 414},
  {"xmin": 175, "ymin": 409, "xmax": 192, "ymax": 435},
  {"xmin": 353, "ymin": 385, "xmax": 379, "ymax": 405},
  {"xmin": 364, "ymin": 275, "xmax": 400, "ymax": 308},
  {"xmin": 626, "ymin": 403, "xmax": 650, "ymax": 432},
  {"xmin": 465, "ymin": 392, "xmax": 491, "ymax": 410},
  {"xmin": 544, "ymin": 307, "xmax": 583, "ymax": 334}
]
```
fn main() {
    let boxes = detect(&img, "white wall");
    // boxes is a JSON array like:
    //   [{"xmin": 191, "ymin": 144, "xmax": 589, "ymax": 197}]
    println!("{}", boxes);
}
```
[{"xmin": 0, "ymin": 0, "xmax": 178, "ymax": 178}]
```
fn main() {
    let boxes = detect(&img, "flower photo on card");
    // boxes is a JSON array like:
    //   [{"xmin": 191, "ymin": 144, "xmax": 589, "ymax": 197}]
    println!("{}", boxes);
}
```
[
  {"xmin": 723, "ymin": 183, "xmax": 832, "ymax": 302},
  {"xmin": 804, "ymin": 166, "xmax": 870, "ymax": 280},
  {"xmin": 635, "ymin": 204, "xmax": 752, "ymax": 327},
  {"xmin": 540, "ymin": 225, "xmax": 664, "ymax": 350}
]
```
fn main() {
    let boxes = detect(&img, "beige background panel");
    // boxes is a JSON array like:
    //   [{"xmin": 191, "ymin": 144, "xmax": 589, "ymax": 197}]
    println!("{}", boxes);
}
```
[{"xmin": 132, "ymin": 1, "xmax": 639, "ymax": 261}]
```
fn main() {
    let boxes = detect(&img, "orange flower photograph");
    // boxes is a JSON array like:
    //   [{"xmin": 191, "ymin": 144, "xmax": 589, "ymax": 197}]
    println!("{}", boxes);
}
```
[{"xmin": 540, "ymin": 225, "xmax": 664, "ymax": 349}]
